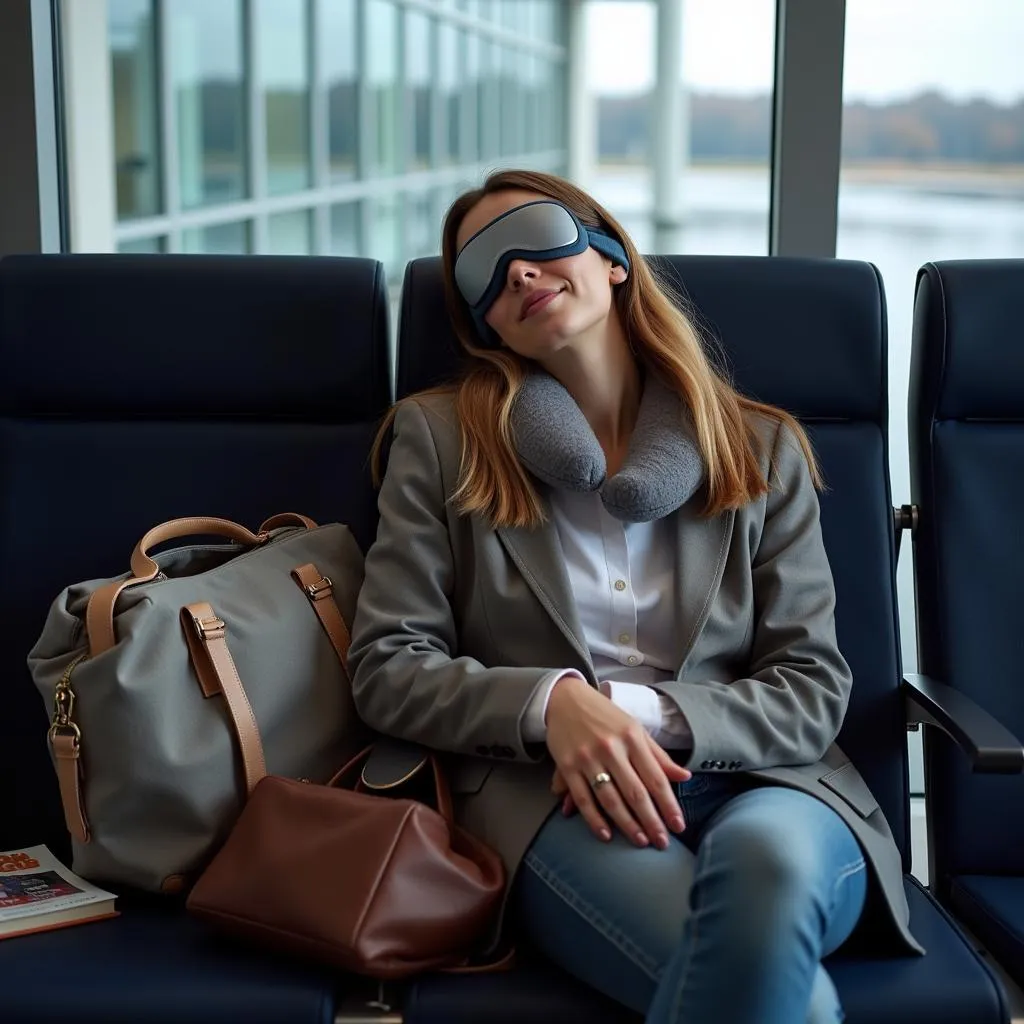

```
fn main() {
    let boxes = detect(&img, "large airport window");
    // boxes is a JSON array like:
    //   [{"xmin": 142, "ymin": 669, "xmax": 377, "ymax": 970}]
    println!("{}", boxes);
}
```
[
  {"xmin": 407, "ymin": 190, "xmax": 441, "ymax": 261},
  {"xmin": 258, "ymin": 0, "xmax": 311, "ymax": 196},
  {"xmin": 109, "ymin": 0, "xmax": 161, "ymax": 220},
  {"xmin": 585, "ymin": 0, "xmax": 776, "ymax": 257},
  {"xmin": 405, "ymin": 9, "xmax": 434, "ymax": 171},
  {"xmin": 182, "ymin": 220, "xmax": 251, "ymax": 254},
  {"xmin": 329, "ymin": 201, "xmax": 361, "ymax": 256},
  {"xmin": 118, "ymin": 235, "xmax": 166, "ymax": 254},
  {"xmin": 462, "ymin": 31, "xmax": 480, "ymax": 163},
  {"xmin": 367, "ymin": 194, "xmax": 402, "ymax": 278},
  {"xmin": 322, "ymin": 0, "xmax": 358, "ymax": 181},
  {"xmin": 170, "ymin": 0, "xmax": 248, "ymax": 209},
  {"xmin": 268, "ymin": 209, "xmax": 312, "ymax": 255},
  {"xmin": 365, "ymin": 0, "xmax": 400, "ymax": 176},
  {"xmin": 439, "ymin": 21, "xmax": 462, "ymax": 164},
  {"xmin": 63, "ymin": 0, "xmax": 568, "ymax": 263}
]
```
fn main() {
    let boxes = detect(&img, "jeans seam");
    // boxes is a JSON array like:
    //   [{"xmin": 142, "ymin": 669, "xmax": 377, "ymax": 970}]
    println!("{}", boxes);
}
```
[
  {"xmin": 523, "ymin": 850, "xmax": 662, "ymax": 982},
  {"xmin": 831, "ymin": 857, "xmax": 866, "ymax": 899},
  {"xmin": 668, "ymin": 826, "xmax": 710, "ymax": 1021}
]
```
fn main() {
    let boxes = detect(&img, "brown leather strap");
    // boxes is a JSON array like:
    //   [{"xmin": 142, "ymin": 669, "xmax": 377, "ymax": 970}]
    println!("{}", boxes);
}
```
[
  {"xmin": 87, "ymin": 577, "xmax": 149, "ymax": 657},
  {"xmin": 52, "ymin": 731, "xmax": 89, "ymax": 843},
  {"xmin": 182, "ymin": 603, "xmax": 266, "ymax": 794},
  {"xmin": 291, "ymin": 563, "xmax": 351, "ymax": 681},
  {"xmin": 260, "ymin": 513, "xmax": 318, "ymax": 532},
  {"xmin": 131, "ymin": 517, "xmax": 268, "ymax": 580},
  {"xmin": 86, "ymin": 516, "xmax": 273, "ymax": 657}
]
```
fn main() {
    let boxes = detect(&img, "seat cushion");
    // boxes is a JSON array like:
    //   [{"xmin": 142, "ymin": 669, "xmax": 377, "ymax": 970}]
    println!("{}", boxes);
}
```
[
  {"xmin": 827, "ymin": 877, "xmax": 1007, "ymax": 1023},
  {"xmin": 0, "ymin": 896, "xmax": 338, "ymax": 1024},
  {"xmin": 404, "ymin": 877, "xmax": 1007, "ymax": 1024},
  {"xmin": 949, "ymin": 875, "xmax": 1024, "ymax": 987}
]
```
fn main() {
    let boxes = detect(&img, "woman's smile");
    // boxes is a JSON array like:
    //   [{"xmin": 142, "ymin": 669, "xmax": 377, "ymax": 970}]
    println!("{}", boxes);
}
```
[{"xmin": 520, "ymin": 288, "xmax": 564, "ymax": 320}]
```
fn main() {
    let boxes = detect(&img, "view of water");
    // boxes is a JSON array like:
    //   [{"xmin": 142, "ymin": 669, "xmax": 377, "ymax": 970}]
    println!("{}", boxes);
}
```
[{"xmin": 591, "ymin": 163, "xmax": 1024, "ymax": 678}]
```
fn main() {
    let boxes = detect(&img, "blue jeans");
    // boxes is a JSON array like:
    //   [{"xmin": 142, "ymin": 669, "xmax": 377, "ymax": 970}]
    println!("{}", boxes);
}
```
[{"xmin": 516, "ymin": 774, "xmax": 867, "ymax": 1024}]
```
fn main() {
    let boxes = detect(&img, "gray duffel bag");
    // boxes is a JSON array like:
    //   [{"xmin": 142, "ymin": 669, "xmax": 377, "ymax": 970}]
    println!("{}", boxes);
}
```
[{"xmin": 28, "ymin": 512, "xmax": 367, "ymax": 893}]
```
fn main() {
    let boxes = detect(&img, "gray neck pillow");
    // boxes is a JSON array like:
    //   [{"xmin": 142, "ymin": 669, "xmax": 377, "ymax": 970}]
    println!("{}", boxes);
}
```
[{"xmin": 510, "ymin": 371, "xmax": 706, "ymax": 522}]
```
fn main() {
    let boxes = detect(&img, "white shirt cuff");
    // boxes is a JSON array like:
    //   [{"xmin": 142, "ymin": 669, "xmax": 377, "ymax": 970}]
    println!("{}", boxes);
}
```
[
  {"xmin": 604, "ymin": 679, "xmax": 662, "ymax": 732},
  {"xmin": 521, "ymin": 669, "xmax": 587, "ymax": 742},
  {"xmin": 603, "ymin": 682, "xmax": 694, "ymax": 752}
]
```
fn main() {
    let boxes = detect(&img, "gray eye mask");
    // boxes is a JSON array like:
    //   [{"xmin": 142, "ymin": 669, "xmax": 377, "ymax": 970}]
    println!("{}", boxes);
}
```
[{"xmin": 510, "ymin": 372, "xmax": 706, "ymax": 522}]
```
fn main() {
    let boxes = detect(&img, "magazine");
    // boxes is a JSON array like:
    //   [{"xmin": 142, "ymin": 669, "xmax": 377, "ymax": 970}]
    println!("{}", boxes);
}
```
[{"xmin": 0, "ymin": 845, "xmax": 117, "ymax": 939}]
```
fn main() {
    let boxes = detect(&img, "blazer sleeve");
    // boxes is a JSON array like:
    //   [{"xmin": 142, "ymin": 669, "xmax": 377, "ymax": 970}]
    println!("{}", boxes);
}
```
[
  {"xmin": 347, "ymin": 400, "xmax": 554, "ymax": 763},
  {"xmin": 651, "ymin": 421, "xmax": 852, "ymax": 770}
]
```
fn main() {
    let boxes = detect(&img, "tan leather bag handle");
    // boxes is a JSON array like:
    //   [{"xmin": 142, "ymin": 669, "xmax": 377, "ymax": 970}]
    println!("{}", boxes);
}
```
[
  {"xmin": 85, "ymin": 514, "xmax": 318, "ymax": 657},
  {"xmin": 260, "ymin": 512, "xmax": 318, "ymax": 533},
  {"xmin": 131, "ymin": 517, "xmax": 267, "ymax": 580}
]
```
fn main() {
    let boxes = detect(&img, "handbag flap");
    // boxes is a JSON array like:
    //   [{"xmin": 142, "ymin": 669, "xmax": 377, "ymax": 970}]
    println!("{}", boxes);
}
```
[{"xmin": 361, "ymin": 737, "xmax": 430, "ymax": 790}]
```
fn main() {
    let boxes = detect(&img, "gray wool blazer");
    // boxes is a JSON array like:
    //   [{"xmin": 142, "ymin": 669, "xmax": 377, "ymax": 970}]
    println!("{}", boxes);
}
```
[{"xmin": 347, "ymin": 394, "xmax": 924, "ymax": 957}]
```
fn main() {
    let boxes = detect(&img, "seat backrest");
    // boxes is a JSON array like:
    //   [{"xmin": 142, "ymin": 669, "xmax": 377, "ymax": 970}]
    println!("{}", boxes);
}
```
[
  {"xmin": 0, "ymin": 253, "xmax": 391, "ymax": 858},
  {"xmin": 909, "ymin": 259, "xmax": 1024, "ymax": 890},
  {"xmin": 396, "ymin": 254, "xmax": 911, "ymax": 865}
]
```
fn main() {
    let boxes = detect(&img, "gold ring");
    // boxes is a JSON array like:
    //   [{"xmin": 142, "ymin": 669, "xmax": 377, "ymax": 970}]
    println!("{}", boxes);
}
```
[{"xmin": 592, "ymin": 772, "xmax": 612, "ymax": 789}]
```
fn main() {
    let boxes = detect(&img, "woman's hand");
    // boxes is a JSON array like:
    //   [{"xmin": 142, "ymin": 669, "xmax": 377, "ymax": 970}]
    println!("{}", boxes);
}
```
[{"xmin": 544, "ymin": 676, "xmax": 691, "ymax": 848}]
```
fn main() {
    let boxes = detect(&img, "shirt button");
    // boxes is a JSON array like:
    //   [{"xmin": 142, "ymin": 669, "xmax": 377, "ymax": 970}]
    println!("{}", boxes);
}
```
[
  {"xmin": 614, "ymin": 579, "xmax": 627, "ymax": 591},
  {"xmin": 618, "ymin": 632, "xmax": 631, "ymax": 644},
  {"xmin": 627, "ymin": 655, "xmax": 639, "ymax": 665}
]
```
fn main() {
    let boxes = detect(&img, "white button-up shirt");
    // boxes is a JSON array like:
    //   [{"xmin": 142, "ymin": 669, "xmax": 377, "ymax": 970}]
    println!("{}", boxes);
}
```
[{"xmin": 521, "ymin": 488, "xmax": 693, "ymax": 750}]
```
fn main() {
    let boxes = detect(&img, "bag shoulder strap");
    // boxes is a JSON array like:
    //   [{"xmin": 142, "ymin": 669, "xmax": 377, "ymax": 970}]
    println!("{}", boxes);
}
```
[
  {"xmin": 182, "ymin": 603, "xmax": 267, "ymax": 793},
  {"xmin": 180, "ymin": 561, "xmax": 354, "ymax": 794},
  {"xmin": 291, "ymin": 563, "xmax": 351, "ymax": 678}
]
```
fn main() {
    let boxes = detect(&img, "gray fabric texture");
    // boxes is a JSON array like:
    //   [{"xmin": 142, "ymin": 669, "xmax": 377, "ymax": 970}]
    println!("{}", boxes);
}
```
[
  {"xmin": 27, "ymin": 522, "xmax": 367, "ymax": 892},
  {"xmin": 510, "ymin": 371, "xmax": 706, "ymax": 522}
]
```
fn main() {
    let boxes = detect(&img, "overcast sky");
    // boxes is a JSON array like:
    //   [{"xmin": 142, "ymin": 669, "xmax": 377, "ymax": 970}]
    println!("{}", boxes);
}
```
[{"xmin": 588, "ymin": 0, "xmax": 1024, "ymax": 103}]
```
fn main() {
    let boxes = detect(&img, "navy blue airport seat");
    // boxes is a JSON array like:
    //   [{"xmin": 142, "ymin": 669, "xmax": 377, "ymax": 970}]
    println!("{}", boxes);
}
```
[
  {"xmin": 393, "ymin": 254, "xmax": 1014, "ymax": 1023},
  {"xmin": 909, "ymin": 259, "xmax": 1024, "ymax": 987},
  {"xmin": 0, "ymin": 253, "xmax": 391, "ymax": 1023}
]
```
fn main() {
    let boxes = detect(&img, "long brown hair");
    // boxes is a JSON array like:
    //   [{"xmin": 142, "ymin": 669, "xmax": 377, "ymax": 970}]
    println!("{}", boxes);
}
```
[{"xmin": 373, "ymin": 168, "xmax": 820, "ymax": 528}]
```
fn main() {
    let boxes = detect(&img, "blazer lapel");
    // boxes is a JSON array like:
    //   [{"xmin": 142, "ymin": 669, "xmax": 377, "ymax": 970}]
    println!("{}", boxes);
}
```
[
  {"xmin": 674, "ymin": 499, "xmax": 736, "ymax": 674},
  {"xmin": 496, "ymin": 509, "xmax": 596, "ymax": 681}
]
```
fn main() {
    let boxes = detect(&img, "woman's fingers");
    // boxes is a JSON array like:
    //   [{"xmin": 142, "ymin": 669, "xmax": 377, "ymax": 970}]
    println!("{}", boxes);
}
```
[
  {"xmin": 543, "ymin": 680, "xmax": 689, "ymax": 846},
  {"xmin": 604, "ymin": 763, "xmax": 673, "ymax": 848},
  {"xmin": 551, "ymin": 769, "xmax": 576, "ymax": 817},
  {"xmin": 634, "ymin": 736, "xmax": 687, "ymax": 833},
  {"xmin": 586, "ymin": 746, "xmax": 664, "ymax": 848},
  {"xmin": 650, "ymin": 740, "xmax": 692, "ymax": 783},
  {"xmin": 562, "ymin": 771, "xmax": 613, "ymax": 842}
]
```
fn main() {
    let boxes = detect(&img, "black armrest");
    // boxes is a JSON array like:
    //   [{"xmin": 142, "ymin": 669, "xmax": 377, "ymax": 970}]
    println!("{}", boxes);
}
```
[{"xmin": 903, "ymin": 673, "xmax": 1024, "ymax": 773}]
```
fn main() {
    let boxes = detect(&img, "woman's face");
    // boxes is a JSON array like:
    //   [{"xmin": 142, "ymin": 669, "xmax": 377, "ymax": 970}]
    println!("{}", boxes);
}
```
[{"xmin": 455, "ymin": 189, "xmax": 627, "ymax": 360}]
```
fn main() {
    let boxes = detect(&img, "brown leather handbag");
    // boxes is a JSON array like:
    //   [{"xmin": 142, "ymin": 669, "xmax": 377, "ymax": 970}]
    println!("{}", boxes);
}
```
[{"xmin": 186, "ymin": 741, "xmax": 507, "ymax": 980}]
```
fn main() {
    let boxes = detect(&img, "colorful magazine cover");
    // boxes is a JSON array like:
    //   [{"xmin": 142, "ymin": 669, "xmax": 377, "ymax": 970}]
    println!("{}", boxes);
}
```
[{"xmin": 0, "ymin": 845, "xmax": 117, "ymax": 937}]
